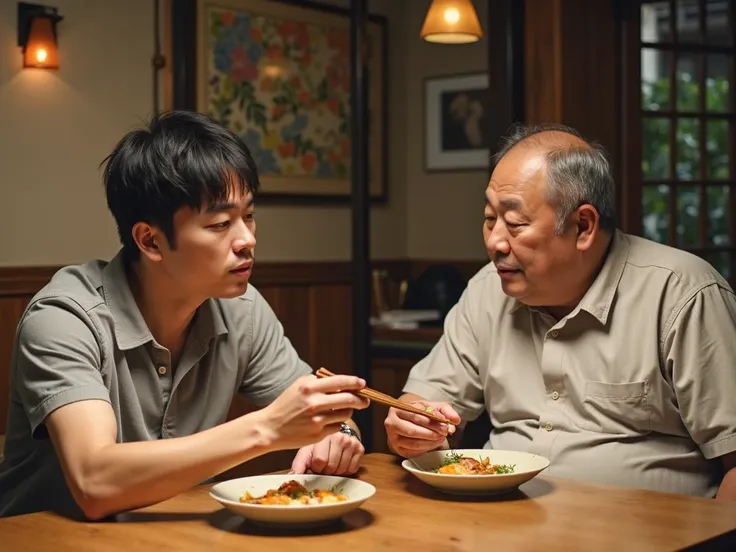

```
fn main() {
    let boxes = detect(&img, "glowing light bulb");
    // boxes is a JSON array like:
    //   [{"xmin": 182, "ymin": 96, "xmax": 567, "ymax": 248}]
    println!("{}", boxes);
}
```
[
  {"xmin": 443, "ymin": 8, "xmax": 460, "ymax": 24},
  {"xmin": 36, "ymin": 48, "xmax": 48, "ymax": 63}
]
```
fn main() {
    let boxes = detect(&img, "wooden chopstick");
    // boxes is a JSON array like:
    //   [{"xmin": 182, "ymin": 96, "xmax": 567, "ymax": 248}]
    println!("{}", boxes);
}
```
[
  {"xmin": 316, "ymin": 368, "xmax": 401, "ymax": 402},
  {"xmin": 315, "ymin": 367, "xmax": 457, "ymax": 426}
]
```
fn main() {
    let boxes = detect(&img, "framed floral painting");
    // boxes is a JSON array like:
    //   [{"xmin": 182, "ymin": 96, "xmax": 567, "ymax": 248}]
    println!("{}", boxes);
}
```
[{"xmin": 196, "ymin": 0, "xmax": 388, "ymax": 202}]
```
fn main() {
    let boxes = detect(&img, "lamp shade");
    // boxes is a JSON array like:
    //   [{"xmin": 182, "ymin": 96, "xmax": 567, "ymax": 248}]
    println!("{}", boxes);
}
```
[
  {"xmin": 23, "ymin": 16, "xmax": 59, "ymax": 69},
  {"xmin": 420, "ymin": 0, "xmax": 483, "ymax": 44}
]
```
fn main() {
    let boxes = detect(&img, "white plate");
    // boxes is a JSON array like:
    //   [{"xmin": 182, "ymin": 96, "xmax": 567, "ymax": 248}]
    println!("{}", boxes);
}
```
[
  {"xmin": 209, "ymin": 474, "xmax": 376, "ymax": 525},
  {"xmin": 402, "ymin": 449, "xmax": 550, "ymax": 495}
]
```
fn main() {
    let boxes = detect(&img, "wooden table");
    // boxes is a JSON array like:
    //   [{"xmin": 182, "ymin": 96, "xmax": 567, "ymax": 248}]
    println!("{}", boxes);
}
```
[{"xmin": 2, "ymin": 453, "xmax": 736, "ymax": 551}]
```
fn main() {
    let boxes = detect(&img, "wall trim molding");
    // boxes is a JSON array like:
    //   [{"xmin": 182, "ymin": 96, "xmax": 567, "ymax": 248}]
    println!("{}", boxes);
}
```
[
  {"xmin": 0, "ymin": 258, "xmax": 488, "ymax": 297},
  {"xmin": 0, "ymin": 267, "xmax": 63, "ymax": 297}
]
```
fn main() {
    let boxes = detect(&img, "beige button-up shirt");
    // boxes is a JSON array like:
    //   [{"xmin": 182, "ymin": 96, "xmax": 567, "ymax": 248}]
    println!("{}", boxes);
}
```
[
  {"xmin": 403, "ymin": 231, "xmax": 736, "ymax": 497},
  {"xmin": 0, "ymin": 251, "xmax": 311, "ymax": 517}
]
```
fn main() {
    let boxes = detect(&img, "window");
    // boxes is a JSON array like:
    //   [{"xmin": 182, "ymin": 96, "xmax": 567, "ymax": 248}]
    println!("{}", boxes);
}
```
[{"xmin": 622, "ymin": 0, "xmax": 735, "ymax": 282}]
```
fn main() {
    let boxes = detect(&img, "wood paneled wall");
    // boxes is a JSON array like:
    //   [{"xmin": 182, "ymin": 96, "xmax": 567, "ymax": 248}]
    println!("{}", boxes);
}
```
[
  {"xmin": 0, "ymin": 267, "xmax": 60, "ymax": 432},
  {"xmin": 524, "ymin": 0, "xmax": 622, "ymax": 223}
]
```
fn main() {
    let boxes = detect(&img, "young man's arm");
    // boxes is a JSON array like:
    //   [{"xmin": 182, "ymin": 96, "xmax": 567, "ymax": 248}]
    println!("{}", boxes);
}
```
[
  {"xmin": 17, "ymin": 298, "xmax": 367, "ymax": 520},
  {"xmin": 240, "ymin": 286, "xmax": 366, "ymax": 475},
  {"xmin": 46, "ymin": 370, "xmax": 367, "ymax": 520},
  {"xmin": 344, "ymin": 418, "xmax": 361, "ymax": 438},
  {"xmin": 46, "ymin": 399, "xmax": 271, "ymax": 520}
]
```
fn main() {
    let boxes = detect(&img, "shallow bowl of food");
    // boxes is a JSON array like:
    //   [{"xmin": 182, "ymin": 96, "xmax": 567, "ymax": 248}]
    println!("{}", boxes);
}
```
[
  {"xmin": 209, "ymin": 474, "xmax": 376, "ymax": 525},
  {"xmin": 402, "ymin": 449, "xmax": 550, "ymax": 495}
]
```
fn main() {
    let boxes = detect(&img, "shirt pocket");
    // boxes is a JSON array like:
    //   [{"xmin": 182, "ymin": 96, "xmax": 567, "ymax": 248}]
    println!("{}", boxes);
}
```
[{"xmin": 582, "ymin": 380, "xmax": 651, "ymax": 435}]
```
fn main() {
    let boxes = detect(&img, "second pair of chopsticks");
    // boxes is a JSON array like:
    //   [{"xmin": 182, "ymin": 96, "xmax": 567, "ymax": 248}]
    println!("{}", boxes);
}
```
[{"xmin": 315, "ymin": 367, "xmax": 457, "ymax": 426}]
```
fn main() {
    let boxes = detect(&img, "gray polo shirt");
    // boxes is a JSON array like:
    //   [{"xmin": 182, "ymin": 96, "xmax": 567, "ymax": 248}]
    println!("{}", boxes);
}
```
[
  {"xmin": 0, "ymin": 251, "xmax": 311, "ymax": 517},
  {"xmin": 404, "ymin": 231, "xmax": 736, "ymax": 497}
]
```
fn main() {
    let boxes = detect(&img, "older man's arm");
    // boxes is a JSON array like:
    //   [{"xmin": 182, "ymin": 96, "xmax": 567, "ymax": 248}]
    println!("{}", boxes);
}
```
[
  {"xmin": 665, "ymin": 282, "xmax": 736, "ymax": 500},
  {"xmin": 716, "ymin": 451, "xmax": 736, "ymax": 501}
]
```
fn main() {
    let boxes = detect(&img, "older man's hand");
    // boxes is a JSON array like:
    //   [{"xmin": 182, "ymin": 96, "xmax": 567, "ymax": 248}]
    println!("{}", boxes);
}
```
[{"xmin": 384, "ymin": 401, "xmax": 461, "ymax": 458}]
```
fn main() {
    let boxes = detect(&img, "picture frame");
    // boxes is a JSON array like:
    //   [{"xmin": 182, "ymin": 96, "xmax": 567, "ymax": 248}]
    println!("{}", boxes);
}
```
[
  {"xmin": 196, "ymin": 0, "xmax": 388, "ymax": 202},
  {"xmin": 424, "ymin": 72, "xmax": 490, "ymax": 172}
]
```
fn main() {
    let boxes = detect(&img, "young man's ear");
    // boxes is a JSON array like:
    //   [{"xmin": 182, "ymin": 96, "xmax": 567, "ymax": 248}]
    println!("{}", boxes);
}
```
[{"xmin": 132, "ymin": 222, "xmax": 163, "ymax": 262}]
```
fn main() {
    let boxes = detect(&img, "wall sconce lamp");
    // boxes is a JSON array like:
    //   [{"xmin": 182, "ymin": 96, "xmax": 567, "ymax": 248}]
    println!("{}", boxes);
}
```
[
  {"xmin": 17, "ymin": 2, "xmax": 63, "ymax": 69},
  {"xmin": 420, "ymin": 0, "xmax": 483, "ymax": 44}
]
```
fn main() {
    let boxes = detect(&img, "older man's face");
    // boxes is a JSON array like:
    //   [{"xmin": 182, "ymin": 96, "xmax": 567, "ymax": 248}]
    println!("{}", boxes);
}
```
[{"xmin": 483, "ymin": 146, "xmax": 582, "ymax": 308}]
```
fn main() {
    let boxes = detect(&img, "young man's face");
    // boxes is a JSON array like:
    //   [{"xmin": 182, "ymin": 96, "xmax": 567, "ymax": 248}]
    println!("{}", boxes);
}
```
[{"xmin": 157, "ymin": 185, "xmax": 257, "ymax": 300}]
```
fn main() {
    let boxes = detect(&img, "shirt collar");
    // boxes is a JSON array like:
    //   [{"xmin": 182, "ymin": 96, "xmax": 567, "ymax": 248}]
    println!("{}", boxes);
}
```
[
  {"xmin": 506, "ymin": 230, "xmax": 629, "ymax": 325},
  {"xmin": 575, "ymin": 230, "xmax": 629, "ymax": 325},
  {"xmin": 101, "ymin": 250, "xmax": 229, "ymax": 351}
]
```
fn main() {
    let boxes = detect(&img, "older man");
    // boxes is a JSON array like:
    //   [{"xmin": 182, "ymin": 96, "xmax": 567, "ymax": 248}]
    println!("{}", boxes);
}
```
[{"xmin": 384, "ymin": 124, "xmax": 736, "ymax": 500}]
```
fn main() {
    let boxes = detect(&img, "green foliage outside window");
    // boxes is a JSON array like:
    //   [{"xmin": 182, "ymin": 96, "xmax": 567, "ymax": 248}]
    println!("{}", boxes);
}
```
[{"xmin": 641, "ymin": 74, "xmax": 730, "ymax": 277}]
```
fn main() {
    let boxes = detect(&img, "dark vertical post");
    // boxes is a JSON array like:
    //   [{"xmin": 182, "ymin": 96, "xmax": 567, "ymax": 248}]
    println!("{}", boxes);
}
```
[
  {"xmin": 153, "ymin": 0, "xmax": 160, "ymax": 115},
  {"xmin": 730, "ymin": 0, "xmax": 736, "ymax": 285},
  {"xmin": 487, "ymin": 0, "xmax": 525, "ymax": 173},
  {"xmin": 171, "ymin": 0, "xmax": 197, "ymax": 110},
  {"xmin": 350, "ymin": 0, "xmax": 372, "ymax": 451}
]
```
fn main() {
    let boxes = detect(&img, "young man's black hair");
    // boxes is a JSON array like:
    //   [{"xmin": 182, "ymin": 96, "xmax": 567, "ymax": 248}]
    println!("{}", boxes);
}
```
[{"xmin": 103, "ymin": 111, "xmax": 261, "ymax": 262}]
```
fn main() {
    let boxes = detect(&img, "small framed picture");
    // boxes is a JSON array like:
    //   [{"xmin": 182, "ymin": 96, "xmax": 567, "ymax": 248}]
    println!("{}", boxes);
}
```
[{"xmin": 424, "ymin": 73, "xmax": 490, "ymax": 172}]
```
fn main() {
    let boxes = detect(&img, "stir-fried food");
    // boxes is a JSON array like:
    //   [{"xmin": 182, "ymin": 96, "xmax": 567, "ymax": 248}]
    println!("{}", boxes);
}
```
[
  {"xmin": 240, "ymin": 480, "xmax": 349, "ymax": 505},
  {"xmin": 431, "ymin": 452, "xmax": 516, "ymax": 475}
]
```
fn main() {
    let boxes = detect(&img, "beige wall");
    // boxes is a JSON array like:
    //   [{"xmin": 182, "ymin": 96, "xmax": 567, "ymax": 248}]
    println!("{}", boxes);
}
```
[
  {"xmin": 0, "ymin": 0, "xmax": 153, "ymax": 266},
  {"xmin": 403, "ymin": 0, "xmax": 489, "ymax": 260},
  {"xmin": 0, "ymin": 0, "xmax": 487, "ymax": 266}
]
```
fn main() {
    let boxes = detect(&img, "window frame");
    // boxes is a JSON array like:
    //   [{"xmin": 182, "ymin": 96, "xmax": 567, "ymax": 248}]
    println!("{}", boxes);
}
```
[{"xmin": 620, "ymin": 0, "xmax": 736, "ymax": 282}]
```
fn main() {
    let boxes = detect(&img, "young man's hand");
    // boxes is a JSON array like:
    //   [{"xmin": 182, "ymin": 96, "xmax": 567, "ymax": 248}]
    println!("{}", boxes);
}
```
[
  {"xmin": 290, "ymin": 430, "xmax": 365, "ymax": 475},
  {"xmin": 257, "ymin": 374, "xmax": 370, "ymax": 451}
]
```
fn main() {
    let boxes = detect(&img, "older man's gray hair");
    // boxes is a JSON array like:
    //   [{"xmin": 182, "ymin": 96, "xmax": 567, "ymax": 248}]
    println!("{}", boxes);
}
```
[{"xmin": 492, "ymin": 123, "xmax": 617, "ymax": 234}]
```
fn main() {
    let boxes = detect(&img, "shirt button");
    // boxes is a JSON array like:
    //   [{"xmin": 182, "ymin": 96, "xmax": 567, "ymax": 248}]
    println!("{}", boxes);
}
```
[
  {"xmin": 544, "ymin": 422, "xmax": 554, "ymax": 431},
  {"xmin": 551, "ymin": 391, "xmax": 560, "ymax": 400},
  {"xmin": 550, "ymin": 330, "xmax": 559, "ymax": 338},
  {"xmin": 158, "ymin": 365, "xmax": 167, "ymax": 375}
]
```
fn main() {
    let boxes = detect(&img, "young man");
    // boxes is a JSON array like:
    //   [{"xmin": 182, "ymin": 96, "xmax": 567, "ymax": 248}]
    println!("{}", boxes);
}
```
[
  {"xmin": 0, "ymin": 111, "xmax": 369, "ymax": 519},
  {"xmin": 384, "ymin": 124, "xmax": 736, "ymax": 501}
]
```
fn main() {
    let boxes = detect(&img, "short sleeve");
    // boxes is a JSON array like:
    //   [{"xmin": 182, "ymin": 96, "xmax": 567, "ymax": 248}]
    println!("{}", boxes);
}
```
[
  {"xmin": 665, "ymin": 283, "xmax": 736, "ymax": 459},
  {"xmin": 402, "ymin": 284, "xmax": 485, "ymax": 422},
  {"xmin": 238, "ymin": 287, "xmax": 312, "ymax": 406},
  {"xmin": 14, "ymin": 298, "xmax": 110, "ymax": 437}
]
